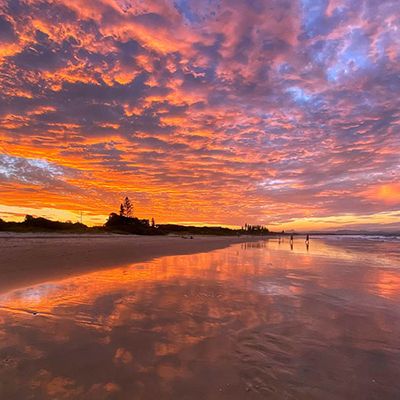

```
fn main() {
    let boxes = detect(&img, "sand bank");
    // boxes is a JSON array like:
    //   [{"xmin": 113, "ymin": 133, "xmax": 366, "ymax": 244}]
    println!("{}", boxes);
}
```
[{"xmin": 0, "ymin": 234, "xmax": 261, "ymax": 294}]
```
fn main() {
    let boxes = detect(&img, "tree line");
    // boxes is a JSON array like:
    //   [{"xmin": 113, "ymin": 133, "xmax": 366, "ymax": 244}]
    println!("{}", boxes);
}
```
[{"xmin": 0, "ymin": 196, "xmax": 276, "ymax": 236}]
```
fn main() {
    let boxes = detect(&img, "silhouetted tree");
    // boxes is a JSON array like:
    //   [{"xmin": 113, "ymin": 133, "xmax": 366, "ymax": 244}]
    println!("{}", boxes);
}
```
[
  {"xmin": 123, "ymin": 197, "xmax": 133, "ymax": 217},
  {"xmin": 25, "ymin": 215, "xmax": 34, "ymax": 223},
  {"xmin": 151, "ymin": 217, "xmax": 155, "ymax": 227},
  {"xmin": 105, "ymin": 213, "xmax": 159, "ymax": 235},
  {"xmin": 119, "ymin": 203, "xmax": 125, "ymax": 217}
]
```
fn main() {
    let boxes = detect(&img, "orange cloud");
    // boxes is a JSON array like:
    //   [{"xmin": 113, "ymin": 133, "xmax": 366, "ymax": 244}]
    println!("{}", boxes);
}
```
[{"xmin": 363, "ymin": 184, "xmax": 400, "ymax": 205}]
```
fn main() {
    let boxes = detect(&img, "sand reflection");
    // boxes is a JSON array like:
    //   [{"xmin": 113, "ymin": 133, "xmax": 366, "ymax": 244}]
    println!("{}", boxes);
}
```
[{"xmin": 1, "ymin": 238, "xmax": 400, "ymax": 399}]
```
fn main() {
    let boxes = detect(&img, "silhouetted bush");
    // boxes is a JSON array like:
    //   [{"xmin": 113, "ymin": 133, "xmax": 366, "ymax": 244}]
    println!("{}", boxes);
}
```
[
  {"xmin": 158, "ymin": 224, "xmax": 238, "ymax": 236},
  {"xmin": 104, "ymin": 213, "xmax": 163, "ymax": 235},
  {"xmin": 0, "ymin": 215, "xmax": 90, "ymax": 232},
  {"xmin": 23, "ymin": 215, "xmax": 88, "ymax": 231}
]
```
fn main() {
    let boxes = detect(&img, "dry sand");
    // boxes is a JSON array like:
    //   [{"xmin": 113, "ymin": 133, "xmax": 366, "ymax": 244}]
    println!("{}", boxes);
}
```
[{"xmin": 0, "ymin": 234, "xmax": 260, "ymax": 294}]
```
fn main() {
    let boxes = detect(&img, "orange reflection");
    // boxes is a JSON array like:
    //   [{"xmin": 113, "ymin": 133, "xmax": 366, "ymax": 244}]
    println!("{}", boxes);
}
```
[
  {"xmin": 1, "ymin": 239, "xmax": 400, "ymax": 399},
  {"xmin": 373, "ymin": 270, "xmax": 400, "ymax": 299}
]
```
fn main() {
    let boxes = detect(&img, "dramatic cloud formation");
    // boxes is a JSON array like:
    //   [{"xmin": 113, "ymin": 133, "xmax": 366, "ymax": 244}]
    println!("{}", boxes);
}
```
[{"xmin": 0, "ymin": 0, "xmax": 399, "ymax": 229}]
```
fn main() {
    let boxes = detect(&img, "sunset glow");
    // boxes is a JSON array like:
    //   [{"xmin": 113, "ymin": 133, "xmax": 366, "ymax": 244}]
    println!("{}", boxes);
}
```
[{"xmin": 0, "ymin": 0, "xmax": 399, "ymax": 230}]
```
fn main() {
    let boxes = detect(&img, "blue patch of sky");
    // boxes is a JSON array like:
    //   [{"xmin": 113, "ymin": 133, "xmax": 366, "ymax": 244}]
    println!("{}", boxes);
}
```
[
  {"xmin": 310, "ymin": 39, "xmax": 340, "ymax": 66},
  {"xmin": 173, "ymin": 0, "xmax": 220, "ymax": 25},
  {"xmin": 285, "ymin": 86, "xmax": 327, "ymax": 114},
  {"xmin": 287, "ymin": 86, "xmax": 312, "ymax": 103},
  {"xmin": 277, "ymin": 63, "xmax": 293, "ymax": 75},
  {"xmin": 300, "ymin": 0, "xmax": 329, "ymax": 39},
  {"xmin": 327, "ymin": 28, "xmax": 372, "ymax": 82},
  {"xmin": 174, "ymin": 0, "xmax": 199, "ymax": 23},
  {"xmin": 300, "ymin": 0, "xmax": 349, "ymax": 40}
]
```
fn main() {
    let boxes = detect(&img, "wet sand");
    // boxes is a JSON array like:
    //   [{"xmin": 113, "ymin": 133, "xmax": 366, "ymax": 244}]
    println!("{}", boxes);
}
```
[
  {"xmin": 0, "ymin": 234, "xmax": 260, "ymax": 294},
  {"xmin": 1, "ymin": 237, "xmax": 400, "ymax": 399}
]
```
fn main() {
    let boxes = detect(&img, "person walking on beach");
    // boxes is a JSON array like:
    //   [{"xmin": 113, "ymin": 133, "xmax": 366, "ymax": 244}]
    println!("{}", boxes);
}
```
[{"xmin": 305, "ymin": 234, "xmax": 310, "ymax": 244}]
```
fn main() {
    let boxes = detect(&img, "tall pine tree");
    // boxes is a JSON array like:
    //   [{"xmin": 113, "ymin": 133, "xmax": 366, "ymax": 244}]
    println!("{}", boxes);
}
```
[{"xmin": 123, "ymin": 197, "xmax": 133, "ymax": 217}]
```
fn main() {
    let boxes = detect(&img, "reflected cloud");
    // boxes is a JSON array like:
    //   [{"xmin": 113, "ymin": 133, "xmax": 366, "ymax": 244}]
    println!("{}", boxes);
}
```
[{"xmin": 0, "ymin": 239, "xmax": 400, "ymax": 398}]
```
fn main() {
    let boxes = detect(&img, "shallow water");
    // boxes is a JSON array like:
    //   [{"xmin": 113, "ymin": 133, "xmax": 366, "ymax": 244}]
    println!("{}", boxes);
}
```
[{"xmin": 1, "ymin": 237, "xmax": 400, "ymax": 399}]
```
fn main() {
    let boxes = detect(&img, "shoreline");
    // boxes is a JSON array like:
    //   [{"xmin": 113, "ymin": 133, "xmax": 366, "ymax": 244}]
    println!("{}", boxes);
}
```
[{"xmin": 0, "ymin": 234, "xmax": 264, "ymax": 294}]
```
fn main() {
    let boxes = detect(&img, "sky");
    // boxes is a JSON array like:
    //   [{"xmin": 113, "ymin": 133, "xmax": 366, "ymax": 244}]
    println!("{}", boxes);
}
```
[{"xmin": 0, "ymin": 0, "xmax": 399, "ymax": 231}]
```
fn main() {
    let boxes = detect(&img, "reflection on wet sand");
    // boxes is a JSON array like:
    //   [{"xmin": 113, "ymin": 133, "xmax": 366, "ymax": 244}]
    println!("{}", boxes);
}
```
[{"xmin": 1, "ymin": 238, "xmax": 400, "ymax": 399}]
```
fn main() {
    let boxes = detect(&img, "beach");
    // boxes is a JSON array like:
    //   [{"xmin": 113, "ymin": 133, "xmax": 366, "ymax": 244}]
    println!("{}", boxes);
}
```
[
  {"xmin": 1, "ymin": 236, "xmax": 400, "ymax": 399},
  {"xmin": 0, "ymin": 234, "xmax": 261, "ymax": 294},
  {"xmin": 1, "ymin": 0, "xmax": 398, "ymax": 397}
]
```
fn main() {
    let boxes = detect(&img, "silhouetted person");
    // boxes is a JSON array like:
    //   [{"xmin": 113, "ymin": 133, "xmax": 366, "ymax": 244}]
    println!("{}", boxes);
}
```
[{"xmin": 305, "ymin": 234, "xmax": 310, "ymax": 244}]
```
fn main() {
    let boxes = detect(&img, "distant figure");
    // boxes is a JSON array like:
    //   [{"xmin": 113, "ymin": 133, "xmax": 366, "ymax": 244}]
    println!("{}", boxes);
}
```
[
  {"xmin": 278, "ymin": 236, "xmax": 281, "ymax": 244},
  {"xmin": 305, "ymin": 234, "xmax": 310, "ymax": 251},
  {"xmin": 290, "ymin": 234, "xmax": 294, "ymax": 243}
]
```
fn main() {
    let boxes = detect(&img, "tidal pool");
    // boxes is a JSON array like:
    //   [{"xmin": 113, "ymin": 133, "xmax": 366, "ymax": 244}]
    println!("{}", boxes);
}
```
[{"xmin": 1, "ymin": 237, "xmax": 400, "ymax": 399}]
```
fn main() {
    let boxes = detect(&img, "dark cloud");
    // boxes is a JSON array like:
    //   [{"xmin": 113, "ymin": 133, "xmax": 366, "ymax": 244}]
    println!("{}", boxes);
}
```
[
  {"xmin": 12, "ymin": 30, "xmax": 74, "ymax": 71},
  {"xmin": 0, "ymin": 14, "xmax": 16, "ymax": 43}
]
